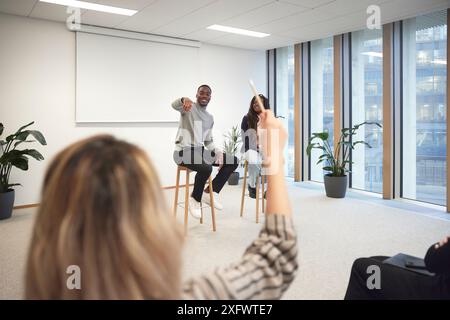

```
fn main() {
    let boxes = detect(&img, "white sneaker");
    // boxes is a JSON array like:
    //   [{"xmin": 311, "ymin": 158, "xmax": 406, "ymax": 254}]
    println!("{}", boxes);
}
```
[
  {"xmin": 188, "ymin": 197, "xmax": 202, "ymax": 219},
  {"xmin": 202, "ymin": 192, "xmax": 223, "ymax": 210}
]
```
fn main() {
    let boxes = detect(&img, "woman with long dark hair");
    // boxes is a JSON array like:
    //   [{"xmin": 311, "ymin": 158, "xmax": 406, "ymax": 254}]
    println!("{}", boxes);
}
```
[{"xmin": 241, "ymin": 94, "xmax": 270, "ymax": 198}]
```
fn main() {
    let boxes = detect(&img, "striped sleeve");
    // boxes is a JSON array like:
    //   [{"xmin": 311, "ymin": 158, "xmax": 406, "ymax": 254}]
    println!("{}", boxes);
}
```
[{"xmin": 182, "ymin": 214, "xmax": 298, "ymax": 300}]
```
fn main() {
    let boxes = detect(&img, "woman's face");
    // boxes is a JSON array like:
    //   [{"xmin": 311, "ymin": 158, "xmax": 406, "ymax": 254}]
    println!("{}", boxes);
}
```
[{"xmin": 252, "ymin": 97, "xmax": 263, "ymax": 114}]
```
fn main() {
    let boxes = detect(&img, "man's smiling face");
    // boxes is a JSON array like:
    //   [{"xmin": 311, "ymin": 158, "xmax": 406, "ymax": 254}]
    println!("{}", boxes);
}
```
[{"xmin": 196, "ymin": 86, "xmax": 211, "ymax": 107}]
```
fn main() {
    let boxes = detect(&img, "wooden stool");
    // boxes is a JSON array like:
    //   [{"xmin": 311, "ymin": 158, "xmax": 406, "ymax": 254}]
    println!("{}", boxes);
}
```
[
  {"xmin": 240, "ymin": 160, "xmax": 265, "ymax": 223},
  {"xmin": 173, "ymin": 165, "xmax": 216, "ymax": 233}
]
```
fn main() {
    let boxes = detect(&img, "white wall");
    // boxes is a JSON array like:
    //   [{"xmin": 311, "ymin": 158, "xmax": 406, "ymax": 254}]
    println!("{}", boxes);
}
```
[{"xmin": 0, "ymin": 13, "xmax": 267, "ymax": 206}]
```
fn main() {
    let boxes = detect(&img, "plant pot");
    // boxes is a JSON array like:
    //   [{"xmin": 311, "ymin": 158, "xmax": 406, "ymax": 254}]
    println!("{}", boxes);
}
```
[
  {"xmin": 228, "ymin": 171, "xmax": 240, "ymax": 185},
  {"xmin": 0, "ymin": 189, "xmax": 15, "ymax": 220},
  {"xmin": 324, "ymin": 174, "xmax": 347, "ymax": 198}
]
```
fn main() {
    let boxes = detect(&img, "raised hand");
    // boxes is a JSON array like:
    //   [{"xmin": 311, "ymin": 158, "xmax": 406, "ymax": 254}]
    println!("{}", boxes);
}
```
[
  {"xmin": 257, "ymin": 110, "xmax": 287, "ymax": 175},
  {"xmin": 182, "ymin": 97, "xmax": 193, "ymax": 112}
]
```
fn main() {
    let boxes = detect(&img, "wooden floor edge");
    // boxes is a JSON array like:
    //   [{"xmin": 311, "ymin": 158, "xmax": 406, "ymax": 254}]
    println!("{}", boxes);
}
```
[{"xmin": 13, "ymin": 204, "xmax": 40, "ymax": 210}]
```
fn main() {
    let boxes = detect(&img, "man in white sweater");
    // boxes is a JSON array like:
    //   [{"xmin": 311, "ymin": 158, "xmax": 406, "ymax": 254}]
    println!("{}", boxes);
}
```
[{"xmin": 172, "ymin": 85, "xmax": 238, "ymax": 218}]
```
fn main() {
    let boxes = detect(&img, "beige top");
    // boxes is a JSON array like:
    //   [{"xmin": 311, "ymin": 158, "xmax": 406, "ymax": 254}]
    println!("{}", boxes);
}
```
[
  {"xmin": 182, "ymin": 214, "xmax": 297, "ymax": 299},
  {"xmin": 172, "ymin": 98, "xmax": 218, "ymax": 153}
]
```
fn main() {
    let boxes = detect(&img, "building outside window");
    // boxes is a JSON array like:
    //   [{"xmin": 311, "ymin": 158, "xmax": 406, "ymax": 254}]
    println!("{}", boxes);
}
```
[
  {"xmin": 275, "ymin": 46, "xmax": 295, "ymax": 177},
  {"xmin": 403, "ymin": 10, "xmax": 447, "ymax": 205},
  {"xmin": 310, "ymin": 37, "xmax": 334, "ymax": 182},
  {"xmin": 351, "ymin": 29, "xmax": 383, "ymax": 193}
]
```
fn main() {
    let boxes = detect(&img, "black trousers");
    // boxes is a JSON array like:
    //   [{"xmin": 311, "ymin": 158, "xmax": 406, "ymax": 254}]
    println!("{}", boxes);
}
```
[
  {"xmin": 344, "ymin": 256, "xmax": 450, "ymax": 300},
  {"xmin": 173, "ymin": 147, "xmax": 238, "ymax": 202}
]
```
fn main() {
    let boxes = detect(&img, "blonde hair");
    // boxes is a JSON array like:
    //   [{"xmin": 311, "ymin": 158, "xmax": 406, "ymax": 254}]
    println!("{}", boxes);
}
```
[{"xmin": 25, "ymin": 135, "xmax": 184, "ymax": 299}]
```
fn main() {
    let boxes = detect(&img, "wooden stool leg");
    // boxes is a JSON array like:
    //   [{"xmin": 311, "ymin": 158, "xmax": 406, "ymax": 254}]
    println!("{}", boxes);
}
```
[
  {"xmin": 240, "ymin": 161, "xmax": 248, "ymax": 217},
  {"xmin": 200, "ymin": 205, "xmax": 203, "ymax": 224},
  {"xmin": 255, "ymin": 175, "xmax": 260, "ymax": 224},
  {"xmin": 184, "ymin": 170, "xmax": 190, "ymax": 234},
  {"xmin": 209, "ymin": 177, "xmax": 216, "ymax": 232},
  {"xmin": 261, "ymin": 174, "xmax": 265, "ymax": 213},
  {"xmin": 173, "ymin": 167, "xmax": 180, "ymax": 217}
]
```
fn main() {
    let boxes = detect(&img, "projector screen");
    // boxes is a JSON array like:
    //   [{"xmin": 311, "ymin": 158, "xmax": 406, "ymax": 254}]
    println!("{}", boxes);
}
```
[{"xmin": 76, "ymin": 31, "xmax": 200, "ymax": 122}]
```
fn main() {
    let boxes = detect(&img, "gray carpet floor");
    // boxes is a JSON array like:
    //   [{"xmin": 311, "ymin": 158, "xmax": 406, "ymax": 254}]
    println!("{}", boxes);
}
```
[{"xmin": 1, "ymin": 182, "xmax": 449, "ymax": 299}]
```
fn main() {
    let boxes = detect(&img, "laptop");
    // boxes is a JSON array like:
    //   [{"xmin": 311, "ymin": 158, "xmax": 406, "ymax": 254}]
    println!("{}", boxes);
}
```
[{"xmin": 383, "ymin": 253, "xmax": 435, "ymax": 276}]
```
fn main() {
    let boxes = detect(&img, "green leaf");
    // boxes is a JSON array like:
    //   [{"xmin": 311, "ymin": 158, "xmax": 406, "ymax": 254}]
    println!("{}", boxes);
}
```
[
  {"xmin": 14, "ymin": 140, "xmax": 35, "ymax": 149},
  {"xmin": 15, "ymin": 121, "xmax": 34, "ymax": 134},
  {"xmin": 0, "ymin": 149, "xmax": 21, "ymax": 164},
  {"xmin": 5, "ymin": 133, "xmax": 15, "ymax": 143},
  {"xmin": 15, "ymin": 130, "xmax": 47, "ymax": 145},
  {"xmin": 353, "ymin": 140, "xmax": 372, "ymax": 148},
  {"xmin": 306, "ymin": 143, "xmax": 315, "ymax": 156},
  {"xmin": 21, "ymin": 149, "xmax": 44, "ymax": 161},
  {"xmin": 10, "ymin": 156, "xmax": 28, "ymax": 170},
  {"xmin": 311, "ymin": 132, "xmax": 329, "ymax": 141},
  {"xmin": 0, "ymin": 149, "xmax": 43, "ymax": 165},
  {"xmin": 309, "ymin": 121, "xmax": 381, "ymax": 176},
  {"xmin": 307, "ymin": 143, "xmax": 325, "ymax": 156}
]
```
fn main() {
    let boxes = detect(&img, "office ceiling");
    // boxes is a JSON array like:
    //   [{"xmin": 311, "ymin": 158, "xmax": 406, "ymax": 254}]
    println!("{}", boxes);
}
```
[{"xmin": 1, "ymin": 0, "xmax": 449, "ymax": 50}]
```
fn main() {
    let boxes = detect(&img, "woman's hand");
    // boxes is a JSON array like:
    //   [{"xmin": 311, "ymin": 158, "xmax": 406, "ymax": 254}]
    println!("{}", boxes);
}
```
[
  {"xmin": 258, "ymin": 110, "xmax": 291, "ymax": 216},
  {"xmin": 257, "ymin": 110, "xmax": 287, "ymax": 175},
  {"xmin": 435, "ymin": 236, "xmax": 450, "ymax": 249}
]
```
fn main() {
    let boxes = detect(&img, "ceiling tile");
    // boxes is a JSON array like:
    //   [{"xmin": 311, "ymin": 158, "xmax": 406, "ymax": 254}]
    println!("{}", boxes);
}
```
[
  {"xmin": 152, "ymin": 0, "xmax": 273, "ymax": 36},
  {"xmin": 78, "ymin": 0, "xmax": 155, "ymax": 28},
  {"xmin": 0, "ymin": 0, "xmax": 36, "ymax": 16},
  {"xmin": 221, "ymin": 1, "xmax": 308, "ymax": 30},
  {"xmin": 92, "ymin": 0, "xmax": 155, "ymax": 9},
  {"xmin": 256, "ymin": 8, "xmax": 334, "ymax": 34},
  {"xmin": 2, "ymin": 0, "xmax": 449, "ymax": 50},
  {"xmin": 80, "ymin": 11, "xmax": 129, "ymax": 28},
  {"xmin": 378, "ymin": 0, "xmax": 449, "ymax": 24},
  {"xmin": 207, "ymin": 33, "xmax": 299, "ymax": 50},
  {"xmin": 29, "ymin": 1, "xmax": 86, "ymax": 22},
  {"xmin": 117, "ymin": 0, "xmax": 217, "ymax": 32},
  {"xmin": 280, "ymin": 9, "xmax": 366, "ymax": 40},
  {"xmin": 319, "ymin": 0, "xmax": 390, "ymax": 16},
  {"xmin": 279, "ymin": 0, "xmax": 337, "ymax": 9},
  {"xmin": 184, "ymin": 29, "xmax": 226, "ymax": 42}
]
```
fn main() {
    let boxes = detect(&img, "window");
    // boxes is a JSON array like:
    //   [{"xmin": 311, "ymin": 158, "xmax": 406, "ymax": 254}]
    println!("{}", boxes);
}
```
[
  {"xmin": 276, "ymin": 46, "xmax": 295, "ymax": 177},
  {"xmin": 310, "ymin": 37, "xmax": 334, "ymax": 182},
  {"xmin": 403, "ymin": 10, "xmax": 447, "ymax": 205},
  {"xmin": 351, "ymin": 29, "xmax": 383, "ymax": 193}
]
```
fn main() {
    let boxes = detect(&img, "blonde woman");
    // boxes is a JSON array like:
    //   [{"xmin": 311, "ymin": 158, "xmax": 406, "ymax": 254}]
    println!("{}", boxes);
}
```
[{"xmin": 25, "ymin": 110, "xmax": 296, "ymax": 299}]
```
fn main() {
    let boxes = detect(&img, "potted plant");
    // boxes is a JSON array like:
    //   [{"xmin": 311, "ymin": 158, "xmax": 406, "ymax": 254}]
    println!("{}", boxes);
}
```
[
  {"xmin": 223, "ymin": 125, "xmax": 242, "ymax": 185},
  {"xmin": 0, "ymin": 122, "xmax": 47, "ymax": 220},
  {"xmin": 306, "ymin": 121, "xmax": 381, "ymax": 198}
]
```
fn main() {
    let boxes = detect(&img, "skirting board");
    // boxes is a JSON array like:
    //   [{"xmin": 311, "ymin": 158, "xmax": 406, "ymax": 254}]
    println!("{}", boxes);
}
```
[{"xmin": 13, "ymin": 183, "xmax": 195, "ymax": 209}]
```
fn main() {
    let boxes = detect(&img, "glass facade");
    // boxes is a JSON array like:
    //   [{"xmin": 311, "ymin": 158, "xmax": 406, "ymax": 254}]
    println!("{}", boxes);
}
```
[
  {"xmin": 272, "ymin": 9, "xmax": 447, "ymax": 207},
  {"xmin": 310, "ymin": 37, "xmax": 334, "ymax": 182},
  {"xmin": 351, "ymin": 29, "xmax": 383, "ymax": 193},
  {"xmin": 275, "ymin": 46, "xmax": 295, "ymax": 177},
  {"xmin": 403, "ymin": 10, "xmax": 447, "ymax": 205}
]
